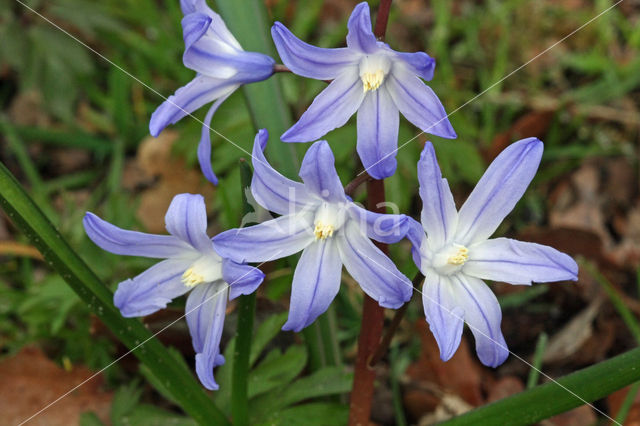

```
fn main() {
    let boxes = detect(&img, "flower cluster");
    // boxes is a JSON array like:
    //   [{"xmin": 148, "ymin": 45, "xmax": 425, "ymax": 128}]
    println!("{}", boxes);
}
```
[{"xmin": 85, "ymin": 1, "xmax": 578, "ymax": 390}]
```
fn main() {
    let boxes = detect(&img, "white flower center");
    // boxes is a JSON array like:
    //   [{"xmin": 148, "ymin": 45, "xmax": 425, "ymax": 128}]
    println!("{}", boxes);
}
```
[
  {"xmin": 432, "ymin": 243, "xmax": 469, "ymax": 275},
  {"xmin": 182, "ymin": 254, "xmax": 223, "ymax": 287},
  {"xmin": 359, "ymin": 55, "xmax": 391, "ymax": 93},
  {"xmin": 313, "ymin": 203, "xmax": 346, "ymax": 240}
]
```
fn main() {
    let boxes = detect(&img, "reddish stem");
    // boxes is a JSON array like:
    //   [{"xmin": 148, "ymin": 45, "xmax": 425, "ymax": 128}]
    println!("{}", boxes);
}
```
[
  {"xmin": 348, "ymin": 178, "xmax": 388, "ymax": 426},
  {"xmin": 348, "ymin": 2, "xmax": 393, "ymax": 425}
]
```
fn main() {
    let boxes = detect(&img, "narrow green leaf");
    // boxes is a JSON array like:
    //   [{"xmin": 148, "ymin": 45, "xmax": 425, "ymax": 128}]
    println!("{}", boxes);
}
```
[
  {"xmin": 442, "ymin": 347, "xmax": 640, "ymax": 425},
  {"xmin": 248, "ymin": 345, "xmax": 308, "ymax": 398},
  {"xmin": 214, "ymin": 0, "xmax": 300, "ymax": 178},
  {"xmin": 258, "ymin": 402, "xmax": 349, "ymax": 426},
  {"xmin": 0, "ymin": 163, "xmax": 229, "ymax": 425}
]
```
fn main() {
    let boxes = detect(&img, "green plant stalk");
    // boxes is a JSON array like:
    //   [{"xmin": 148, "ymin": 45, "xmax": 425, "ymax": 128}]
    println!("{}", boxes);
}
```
[
  {"xmin": 214, "ymin": 0, "xmax": 299, "ymax": 178},
  {"xmin": 526, "ymin": 332, "xmax": 548, "ymax": 389},
  {"xmin": 582, "ymin": 259, "xmax": 640, "ymax": 344},
  {"xmin": 442, "ymin": 347, "xmax": 640, "ymax": 425},
  {"xmin": 0, "ymin": 162, "xmax": 229, "ymax": 426},
  {"xmin": 615, "ymin": 381, "xmax": 640, "ymax": 424},
  {"xmin": 231, "ymin": 160, "xmax": 258, "ymax": 426}
]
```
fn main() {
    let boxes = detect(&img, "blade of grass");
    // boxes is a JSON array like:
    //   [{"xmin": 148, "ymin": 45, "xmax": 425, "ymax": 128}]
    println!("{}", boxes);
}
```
[
  {"xmin": 442, "ymin": 346, "xmax": 640, "ymax": 425},
  {"xmin": 0, "ymin": 162, "xmax": 229, "ymax": 426},
  {"xmin": 526, "ymin": 332, "xmax": 548, "ymax": 389},
  {"xmin": 581, "ymin": 259, "xmax": 640, "ymax": 344},
  {"xmin": 614, "ymin": 381, "xmax": 640, "ymax": 424},
  {"xmin": 214, "ymin": 0, "xmax": 299, "ymax": 178},
  {"xmin": 231, "ymin": 159, "xmax": 257, "ymax": 426}
]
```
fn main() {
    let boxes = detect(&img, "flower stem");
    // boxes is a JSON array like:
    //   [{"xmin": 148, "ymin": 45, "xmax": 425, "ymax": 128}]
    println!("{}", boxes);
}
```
[
  {"xmin": 231, "ymin": 160, "xmax": 257, "ymax": 426},
  {"xmin": 348, "ymin": 2, "xmax": 394, "ymax": 424},
  {"xmin": 348, "ymin": 178, "xmax": 388, "ymax": 426},
  {"xmin": 273, "ymin": 64, "xmax": 291, "ymax": 73}
]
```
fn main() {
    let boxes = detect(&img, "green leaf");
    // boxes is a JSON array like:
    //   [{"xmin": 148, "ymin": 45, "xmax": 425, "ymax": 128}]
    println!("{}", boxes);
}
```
[
  {"xmin": 79, "ymin": 412, "xmax": 106, "ymax": 426},
  {"xmin": 250, "ymin": 367, "xmax": 353, "ymax": 420},
  {"xmin": 248, "ymin": 345, "xmax": 308, "ymax": 398},
  {"xmin": 119, "ymin": 405, "xmax": 197, "ymax": 426},
  {"xmin": 111, "ymin": 383, "xmax": 142, "ymax": 425},
  {"xmin": 214, "ymin": 0, "xmax": 300, "ymax": 178},
  {"xmin": 250, "ymin": 312, "xmax": 289, "ymax": 366},
  {"xmin": 257, "ymin": 402, "xmax": 349, "ymax": 426},
  {"xmin": 0, "ymin": 163, "xmax": 229, "ymax": 425},
  {"xmin": 443, "ymin": 347, "xmax": 640, "ymax": 425}
]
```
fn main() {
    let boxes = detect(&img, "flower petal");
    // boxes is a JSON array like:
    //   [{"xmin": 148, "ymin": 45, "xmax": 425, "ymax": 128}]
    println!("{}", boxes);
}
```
[
  {"xmin": 114, "ymin": 258, "xmax": 192, "ymax": 317},
  {"xmin": 406, "ymin": 217, "xmax": 426, "ymax": 270},
  {"xmin": 213, "ymin": 212, "xmax": 315, "ymax": 263},
  {"xmin": 251, "ymin": 129, "xmax": 316, "ymax": 215},
  {"xmin": 356, "ymin": 86, "xmax": 400, "ymax": 179},
  {"xmin": 221, "ymin": 258, "xmax": 265, "ymax": 300},
  {"xmin": 281, "ymin": 67, "xmax": 364, "ymax": 142},
  {"xmin": 347, "ymin": 204, "xmax": 408, "ymax": 244},
  {"xmin": 180, "ymin": 0, "xmax": 242, "ymax": 51},
  {"xmin": 299, "ymin": 140, "xmax": 346, "ymax": 202},
  {"xmin": 346, "ymin": 2, "xmax": 377, "ymax": 54},
  {"xmin": 456, "ymin": 138, "xmax": 543, "ymax": 245},
  {"xmin": 271, "ymin": 22, "xmax": 357, "ymax": 80},
  {"xmin": 149, "ymin": 75, "xmax": 235, "ymax": 136},
  {"xmin": 464, "ymin": 237, "xmax": 578, "ymax": 285},
  {"xmin": 422, "ymin": 273, "xmax": 465, "ymax": 361},
  {"xmin": 186, "ymin": 282, "xmax": 228, "ymax": 390},
  {"xmin": 451, "ymin": 274, "xmax": 508, "ymax": 367},
  {"xmin": 417, "ymin": 142, "xmax": 458, "ymax": 249},
  {"xmin": 282, "ymin": 239, "xmax": 342, "ymax": 332},
  {"xmin": 165, "ymin": 193, "xmax": 212, "ymax": 252},
  {"xmin": 197, "ymin": 92, "xmax": 233, "ymax": 185},
  {"xmin": 83, "ymin": 212, "xmax": 191, "ymax": 258},
  {"xmin": 386, "ymin": 65, "xmax": 456, "ymax": 139},
  {"xmin": 337, "ymin": 221, "xmax": 413, "ymax": 308},
  {"xmin": 396, "ymin": 51, "xmax": 436, "ymax": 81},
  {"xmin": 181, "ymin": 13, "xmax": 238, "ymax": 78}
]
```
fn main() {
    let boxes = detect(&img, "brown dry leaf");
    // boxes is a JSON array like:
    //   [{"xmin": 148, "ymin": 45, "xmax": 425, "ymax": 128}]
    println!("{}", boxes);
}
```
[
  {"xmin": 543, "ymin": 297, "xmax": 603, "ymax": 364},
  {"xmin": 0, "ymin": 240, "xmax": 43, "ymax": 260},
  {"xmin": 486, "ymin": 110, "xmax": 554, "ymax": 162},
  {"xmin": 135, "ymin": 131, "xmax": 214, "ymax": 233},
  {"xmin": 486, "ymin": 376, "xmax": 525, "ymax": 403},
  {"xmin": 8, "ymin": 91, "xmax": 51, "ymax": 127},
  {"xmin": 608, "ymin": 384, "xmax": 640, "ymax": 426},
  {"xmin": 0, "ymin": 346, "xmax": 112, "ymax": 426},
  {"xmin": 404, "ymin": 320, "xmax": 484, "ymax": 420},
  {"xmin": 417, "ymin": 394, "xmax": 473, "ymax": 426},
  {"xmin": 541, "ymin": 405, "xmax": 597, "ymax": 426}
]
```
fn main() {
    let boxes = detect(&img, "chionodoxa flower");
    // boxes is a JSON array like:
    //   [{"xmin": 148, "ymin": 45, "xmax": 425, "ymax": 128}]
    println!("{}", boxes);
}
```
[
  {"xmin": 83, "ymin": 193, "xmax": 264, "ymax": 389},
  {"xmin": 213, "ymin": 129, "xmax": 414, "ymax": 332},
  {"xmin": 408, "ymin": 138, "xmax": 578, "ymax": 367},
  {"xmin": 271, "ymin": 1, "xmax": 456, "ymax": 179},
  {"xmin": 150, "ymin": 0, "xmax": 275, "ymax": 184}
]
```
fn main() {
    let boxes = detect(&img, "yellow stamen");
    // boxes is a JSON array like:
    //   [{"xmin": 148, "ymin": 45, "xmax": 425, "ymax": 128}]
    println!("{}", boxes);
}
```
[
  {"xmin": 447, "ymin": 245, "xmax": 469, "ymax": 266},
  {"xmin": 361, "ymin": 70, "xmax": 385, "ymax": 92},
  {"xmin": 314, "ymin": 223, "xmax": 335, "ymax": 240},
  {"xmin": 182, "ymin": 268, "xmax": 205, "ymax": 287}
]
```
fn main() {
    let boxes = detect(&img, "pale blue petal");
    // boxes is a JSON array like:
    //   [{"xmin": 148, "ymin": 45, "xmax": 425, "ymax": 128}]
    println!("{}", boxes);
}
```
[
  {"xmin": 271, "ymin": 22, "xmax": 357, "ymax": 80},
  {"xmin": 422, "ymin": 273, "xmax": 464, "ymax": 361},
  {"xmin": 181, "ymin": 13, "xmax": 238, "ymax": 79},
  {"xmin": 299, "ymin": 140, "xmax": 346, "ymax": 202},
  {"xmin": 165, "ymin": 193, "xmax": 212, "ymax": 252},
  {"xmin": 456, "ymin": 138, "xmax": 543, "ymax": 245},
  {"xmin": 149, "ymin": 75, "xmax": 234, "ymax": 136},
  {"xmin": 114, "ymin": 259, "xmax": 192, "ymax": 317},
  {"xmin": 337, "ymin": 221, "xmax": 413, "ymax": 308},
  {"xmin": 281, "ymin": 67, "xmax": 364, "ymax": 142},
  {"xmin": 406, "ymin": 217, "xmax": 426, "ymax": 270},
  {"xmin": 356, "ymin": 86, "xmax": 400, "ymax": 179},
  {"xmin": 186, "ymin": 282, "xmax": 228, "ymax": 390},
  {"xmin": 213, "ymin": 212, "xmax": 315, "ymax": 263},
  {"xmin": 251, "ymin": 129, "xmax": 316, "ymax": 215},
  {"xmin": 346, "ymin": 2, "xmax": 377, "ymax": 54},
  {"xmin": 347, "ymin": 204, "xmax": 408, "ymax": 244},
  {"xmin": 386, "ymin": 65, "xmax": 456, "ymax": 139},
  {"xmin": 221, "ymin": 258, "xmax": 265, "ymax": 300},
  {"xmin": 451, "ymin": 274, "xmax": 508, "ymax": 367},
  {"xmin": 83, "ymin": 212, "xmax": 192, "ymax": 258},
  {"xmin": 464, "ymin": 237, "xmax": 578, "ymax": 285},
  {"xmin": 180, "ymin": 0, "xmax": 241, "ymax": 50},
  {"xmin": 197, "ymin": 92, "xmax": 234, "ymax": 185},
  {"xmin": 396, "ymin": 51, "xmax": 435, "ymax": 81},
  {"xmin": 282, "ymin": 239, "xmax": 342, "ymax": 332},
  {"xmin": 417, "ymin": 142, "xmax": 458, "ymax": 249}
]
